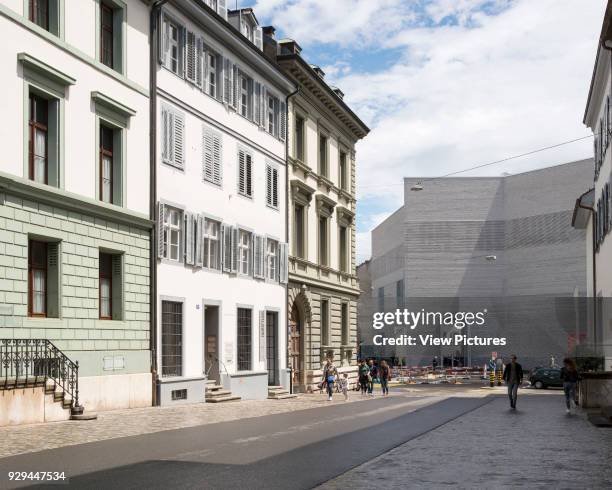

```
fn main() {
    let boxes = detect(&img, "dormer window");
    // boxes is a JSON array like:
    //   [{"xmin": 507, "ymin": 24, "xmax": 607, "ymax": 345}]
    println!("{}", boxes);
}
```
[{"xmin": 241, "ymin": 19, "xmax": 254, "ymax": 43}]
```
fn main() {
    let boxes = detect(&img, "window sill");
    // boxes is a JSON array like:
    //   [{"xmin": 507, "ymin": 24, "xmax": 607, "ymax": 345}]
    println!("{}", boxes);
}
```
[{"xmin": 23, "ymin": 317, "xmax": 63, "ymax": 329}]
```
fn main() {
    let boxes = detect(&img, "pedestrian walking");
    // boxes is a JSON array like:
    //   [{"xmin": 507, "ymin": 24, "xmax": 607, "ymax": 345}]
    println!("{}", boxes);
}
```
[
  {"xmin": 367, "ymin": 359, "xmax": 377, "ymax": 396},
  {"xmin": 322, "ymin": 359, "xmax": 338, "ymax": 401},
  {"xmin": 560, "ymin": 357, "xmax": 580, "ymax": 414},
  {"xmin": 339, "ymin": 373, "xmax": 349, "ymax": 401},
  {"xmin": 380, "ymin": 360, "xmax": 391, "ymax": 396},
  {"xmin": 503, "ymin": 354, "xmax": 523, "ymax": 410},
  {"xmin": 358, "ymin": 360, "xmax": 369, "ymax": 395}
]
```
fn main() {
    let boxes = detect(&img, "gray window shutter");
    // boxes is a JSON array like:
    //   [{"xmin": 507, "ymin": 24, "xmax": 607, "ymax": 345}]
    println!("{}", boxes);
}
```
[
  {"xmin": 174, "ymin": 110, "xmax": 185, "ymax": 169},
  {"xmin": 254, "ymin": 27, "xmax": 263, "ymax": 50},
  {"xmin": 222, "ymin": 223, "xmax": 232, "ymax": 272},
  {"xmin": 231, "ymin": 226, "xmax": 239, "ymax": 273},
  {"xmin": 280, "ymin": 100, "xmax": 287, "ymax": 141},
  {"xmin": 279, "ymin": 242, "xmax": 288, "ymax": 283},
  {"xmin": 253, "ymin": 235, "xmax": 264, "ymax": 279},
  {"xmin": 185, "ymin": 212, "xmax": 194, "ymax": 265},
  {"xmin": 223, "ymin": 57, "xmax": 232, "ymax": 105},
  {"xmin": 238, "ymin": 150, "xmax": 246, "ymax": 194},
  {"xmin": 213, "ymin": 132, "xmax": 222, "ymax": 185},
  {"xmin": 232, "ymin": 64, "xmax": 239, "ymax": 110},
  {"xmin": 161, "ymin": 108, "xmax": 172, "ymax": 164},
  {"xmin": 218, "ymin": 0, "xmax": 227, "ymax": 20},
  {"xmin": 266, "ymin": 164, "xmax": 272, "ymax": 207},
  {"xmin": 254, "ymin": 82, "xmax": 261, "ymax": 125},
  {"xmin": 247, "ymin": 78, "xmax": 254, "ymax": 121},
  {"xmin": 186, "ymin": 30, "xmax": 197, "ymax": 83},
  {"xmin": 261, "ymin": 85, "xmax": 268, "ymax": 129},
  {"xmin": 272, "ymin": 167, "xmax": 278, "ymax": 208},
  {"xmin": 245, "ymin": 153, "xmax": 252, "ymax": 197},
  {"xmin": 157, "ymin": 202, "xmax": 166, "ymax": 259},
  {"xmin": 195, "ymin": 214, "xmax": 204, "ymax": 267},
  {"xmin": 196, "ymin": 37, "xmax": 203, "ymax": 88},
  {"xmin": 47, "ymin": 242, "xmax": 59, "ymax": 318},
  {"xmin": 259, "ymin": 310, "xmax": 266, "ymax": 362},
  {"xmin": 158, "ymin": 11, "xmax": 167, "ymax": 65},
  {"xmin": 203, "ymin": 127, "xmax": 214, "ymax": 182},
  {"xmin": 111, "ymin": 255, "xmax": 123, "ymax": 320}
]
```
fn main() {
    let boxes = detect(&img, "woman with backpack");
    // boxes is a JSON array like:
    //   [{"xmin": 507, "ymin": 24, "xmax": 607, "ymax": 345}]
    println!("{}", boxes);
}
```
[
  {"xmin": 380, "ymin": 360, "xmax": 391, "ymax": 396},
  {"xmin": 322, "ymin": 359, "xmax": 338, "ymax": 401}
]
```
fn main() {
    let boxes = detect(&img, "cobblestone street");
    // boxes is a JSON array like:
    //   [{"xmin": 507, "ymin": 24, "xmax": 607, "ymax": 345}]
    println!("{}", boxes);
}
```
[{"xmin": 319, "ymin": 390, "xmax": 612, "ymax": 489}]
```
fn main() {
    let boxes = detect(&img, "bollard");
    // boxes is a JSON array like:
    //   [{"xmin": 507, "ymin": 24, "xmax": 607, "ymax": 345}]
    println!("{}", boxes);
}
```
[
  {"xmin": 490, "ymin": 368, "xmax": 495, "ymax": 387},
  {"xmin": 496, "ymin": 368, "xmax": 502, "ymax": 386}
]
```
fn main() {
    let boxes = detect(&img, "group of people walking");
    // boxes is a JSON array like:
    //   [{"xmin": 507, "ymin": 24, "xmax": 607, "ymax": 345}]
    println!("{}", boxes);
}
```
[
  {"xmin": 358, "ymin": 359, "xmax": 391, "ymax": 396},
  {"xmin": 320, "ymin": 358, "xmax": 392, "ymax": 401}
]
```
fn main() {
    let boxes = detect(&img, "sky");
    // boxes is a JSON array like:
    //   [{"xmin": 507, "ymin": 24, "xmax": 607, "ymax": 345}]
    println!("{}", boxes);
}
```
[{"xmin": 242, "ymin": 0, "xmax": 606, "ymax": 262}]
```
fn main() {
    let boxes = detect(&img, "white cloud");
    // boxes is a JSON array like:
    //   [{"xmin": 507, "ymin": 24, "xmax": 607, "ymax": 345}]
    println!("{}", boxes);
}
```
[{"xmin": 254, "ymin": 0, "xmax": 605, "ymax": 260}]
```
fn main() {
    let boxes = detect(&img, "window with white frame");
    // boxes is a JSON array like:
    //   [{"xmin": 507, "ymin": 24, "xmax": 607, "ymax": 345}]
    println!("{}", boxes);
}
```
[
  {"xmin": 241, "ymin": 19, "xmax": 254, "ymax": 43},
  {"xmin": 268, "ymin": 95, "xmax": 277, "ymax": 135},
  {"xmin": 163, "ymin": 17, "xmax": 183, "ymax": 75},
  {"xmin": 266, "ymin": 163, "xmax": 279, "ymax": 209},
  {"xmin": 265, "ymin": 238, "xmax": 278, "ymax": 281},
  {"xmin": 238, "ymin": 229, "xmax": 251, "ymax": 275},
  {"xmin": 163, "ymin": 207, "xmax": 183, "ymax": 261},
  {"xmin": 240, "ymin": 74, "xmax": 249, "ymax": 118},
  {"xmin": 162, "ymin": 105, "xmax": 184, "ymax": 169},
  {"xmin": 205, "ymin": 51, "xmax": 217, "ymax": 98},
  {"xmin": 238, "ymin": 149, "xmax": 253, "ymax": 198},
  {"xmin": 202, "ymin": 218, "xmax": 221, "ymax": 270}
]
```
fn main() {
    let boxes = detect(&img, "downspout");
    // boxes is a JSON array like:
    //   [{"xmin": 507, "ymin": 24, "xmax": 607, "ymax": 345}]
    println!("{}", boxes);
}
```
[
  {"xmin": 150, "ymin": 0, "xmax": 169, "ymax": 406},
  {"xmin": 285, "ymin": 85, "xmax": 299, "ymax": 393},
  {"xmin": 578, "ymin": 198, "xmax": 597, "ymax": 348}
]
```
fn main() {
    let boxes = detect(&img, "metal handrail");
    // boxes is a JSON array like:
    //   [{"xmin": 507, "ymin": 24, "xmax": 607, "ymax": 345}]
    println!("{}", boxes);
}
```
[{"xmin": 0, "ymin": 339, "xmax": 80, "ymax": 412}]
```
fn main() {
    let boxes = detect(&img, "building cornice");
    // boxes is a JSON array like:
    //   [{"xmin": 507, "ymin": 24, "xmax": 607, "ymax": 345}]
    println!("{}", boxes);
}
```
[
  {"xmin": 0, "ymin": 171, "xmax": 152, "ymax": 229},
  {"xmin": 290, "ymin": 178, "xmax": 315, "ymax": 205}
]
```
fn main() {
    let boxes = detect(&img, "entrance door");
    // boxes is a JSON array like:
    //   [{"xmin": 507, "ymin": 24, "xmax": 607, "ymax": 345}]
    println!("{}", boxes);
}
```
[
  {"xmin": 266, "ymin": 311, "xmax": 278, "ymax": 385},
  {"xmin": 204, "ymin": 305, "xmax": 219, "ymax": 382},
  {"xmin": 289, "ymin": 304, "xmax": 302, "ymax": 388}
]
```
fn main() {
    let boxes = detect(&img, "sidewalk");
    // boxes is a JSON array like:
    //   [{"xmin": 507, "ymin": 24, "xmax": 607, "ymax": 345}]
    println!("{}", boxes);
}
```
[{"xmin": 319, "ymin": 391, "xmax": 612, "ymax": 489}]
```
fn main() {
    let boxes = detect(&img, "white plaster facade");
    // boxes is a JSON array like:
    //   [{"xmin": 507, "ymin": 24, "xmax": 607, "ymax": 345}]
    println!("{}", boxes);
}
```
[{"xmin": 154, "ymin": 2, "xmax": 294, "ymax": 403}]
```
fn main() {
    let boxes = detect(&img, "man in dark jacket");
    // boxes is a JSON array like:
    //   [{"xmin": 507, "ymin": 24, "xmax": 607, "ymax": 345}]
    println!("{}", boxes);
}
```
[{"xmin": 502, "ymin": 354, "xmax": 523, "ymax": 410}]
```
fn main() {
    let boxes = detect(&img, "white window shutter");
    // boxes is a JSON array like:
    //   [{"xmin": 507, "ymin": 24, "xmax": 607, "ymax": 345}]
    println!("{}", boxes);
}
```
[
  {"xmin": 186, "ymin": 30, "xmax": 197, "ymax": 83},
  {"xmin": 253, "ymin": 235, "xmax": 264, "ymax": 279},
  {"xmin": 203, "ymin": 127, "xmax": 214, "ymax": 182},
  {"xmin": 218, "ymin": 0, "xmax": 227, "ymax": 20},
  {"xmin": 223, "ymin": 57, "xmax": 231, "ymax": 105},
  {"xmin": 254, "ymin": 82, "xmax": 261, "ymax": 125},
  {"xmin": 174, "ymin": 110, "xmax": 185, "ymax": 169},
  {"xmin": 280, "ymin": 100, "xmax": 287, "ymax": 141},
  {"xmin": 196, "ymin": 37, "xmax": 203, "ymax": 88},
  {"xmin": 279, "ymin": 243, "xmax": 288, "ymax": 283},
  {"xmin": 259, "ymin": 310, "xmax": 266, "ymax": 363},
  {"xmin": 158, "ymin": 11, "xmax": 167, "ymax": 64},
  {"xmin": 254, "ymin": 27, "xmax": 263, "ymax": 50},
  {"xmin": 261, "ymin": 85, "xmax": 268, "ymax": 129},
  {"xmin": 222, "ymin": 223, "xmax": 232, "ymax": 272},
  {"xmin": 213, "ymin": 133, "xmax": 222, "ymax": 185},
  {"xmin": 231, "ymin": 226, "xmax": 239, "ymax": 273},
  {"xmin": 161, "ymin": 108, "xmax": 172, "ymax": 164},
  {"xmin": 157, "ymin": 202, "xmax": 166, "ymax": 259},
  {"xmin": 232, "ymin": 64, "xmax": 239, "ymax": 110},
  {"xmin": 247, "ymin": 78, "xmax": 254, "ymax": 121},
  {"xmin": 185, "ymin": 212, "xmax": 194, "ymax": 265},
  {"xmin": 195, "ymin": 214, "xmax": 204, "ymax": 267}
]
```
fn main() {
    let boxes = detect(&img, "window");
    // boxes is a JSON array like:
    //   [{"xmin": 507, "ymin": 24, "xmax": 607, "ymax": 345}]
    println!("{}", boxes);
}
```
[
  {"xmin": 319, "ymin": 215, "xmax": 328, "ymax": 266},
  {"xmin": 266, "ymin": 163, "xmax": 279, "ymax": 209},
  {"xmin": 265, "ymin": 238, "xmax": 278, "ymax": 281},
  {"xmin": 163, "ymin": 17, "xmax": 183, "ymax": 76},
  {"xmin": 321, "ymin": 299, "xmax": 329, "ymax": 346},
  {"xmin": 268, "ymin": 95, "xmax": 277, "ymax": 135},
  {"xmin": 171, "ymin": 389, "xmax": 187, "ymax": 400},
  {"xmin": 161, "ymin": 300, "xmax": 183, "ymax": 377},
  {"xmin": 339, "ymin": 225, "xmax": 348, "ymax": 273},
  {"xmin": 99, "ymin": 253, "xmax": 112, "ymax": 319},
  {"xmin": 202, "ymin": 127, "xmax": 222, "ymax": 185},
  {"xmin": 319, "ymin": 133, "xmax": 328, "ymax": 177},
  {"xmin": 294, "ymin": 204, "xmax": 305, "ymax": 259},
  {"xmin": 99, "ymin": 252, "xmax": 122, "ymax": 320},
  {"xmin": 240, "ymin": 74, "xmax": 249, "ymax": 118},
  {"xmin": 341, "ymin": 302, "xmax": 349, "ymax": 345},
  {"xmin": 29, "ymin": 94, "xmax": 48, "ymax": 184},
  {"xmin": 100, "ymin": 125, "xmax": 114, "ymax": 203},
  {"xmin": 29, "ymin": 0, "xmax": 59, "ymax": 35},
  {"xmin": 162, "ymin": 207, "xmax": 183, "ymax": 261},
  {"xmin": 295, "ymin": 115, "xmax": 305, "ymax": 161},
  {"xmin": 396, "ymin": 279, "xmax": 404, "ymax": 308},
  {"xmin": 202, "ymin": 218, "xmax": 221, "ymax": 270},
  {"xmin": 238, "ymin": 149, "xmax": 253, "ymax": 197},
  {"xmin": 241, "ymin": 19, "xmax": 253, "ymax": 42},
  {"xmin": 162, "ymin": 106, "xmax": 184, "ymax": 169},
  {"xmin": 238, "ymin": 230, "xmax": 251, "ymax": 275},
  {"xmin": 100, "ymin": 3, "xmax": 114, "ymax": 68},
  {"xmin": 237, "ymin": 308, "xmax": 252, "ymax": 371},
  {"xmin": 28, "ymin": 241, "xmax": 47, "ymax": 317},
  {"xmin": 205, "ymin": 52, "xmax": 217, "ymax": 98},
  {"xmin": 339, "ymin": 151, "xmax": 348, "ymax": 190}
]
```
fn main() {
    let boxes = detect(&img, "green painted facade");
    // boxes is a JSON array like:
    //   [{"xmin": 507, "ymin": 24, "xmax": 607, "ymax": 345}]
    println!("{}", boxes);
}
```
[{"xmin": 0, "ymin": 191, "xmax": 151, "ymax": 377}]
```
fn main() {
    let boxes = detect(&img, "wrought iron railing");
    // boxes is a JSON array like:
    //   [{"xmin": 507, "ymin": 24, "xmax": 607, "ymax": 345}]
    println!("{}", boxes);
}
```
[{"xmin": 0, "ymin": 339, "xmax": 81, "ymax": 413}]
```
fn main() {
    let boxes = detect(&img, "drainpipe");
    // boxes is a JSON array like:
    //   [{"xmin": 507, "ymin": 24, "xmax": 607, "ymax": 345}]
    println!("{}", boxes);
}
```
[
  {"xmin": 285, "ymin": 85, "xmax": 299, "ymax": 393},
  {"xmin": 578, "ymin": 198, "xmax": 597, "ymax": 349},
  {"xmin": 149, "ymin": 0, "xmax": 169, "ymax": 406}
]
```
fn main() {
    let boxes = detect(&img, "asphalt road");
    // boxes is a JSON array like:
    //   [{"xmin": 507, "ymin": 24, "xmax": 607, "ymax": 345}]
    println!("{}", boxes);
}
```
[{"xmin": 0, "ymin": 391, "xmax": 493, "ymax": 490}]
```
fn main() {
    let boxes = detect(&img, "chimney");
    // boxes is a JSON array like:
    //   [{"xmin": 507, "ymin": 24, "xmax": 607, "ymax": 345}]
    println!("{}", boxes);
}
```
[
  {"xmin": 278, "ymin": 39, "xmax": 303, "ymax": 56},
  {"xmin": 262, "ymin": 26, "xmax": 278, "ymax": 62},
  {"xmin": 310, "ymin": 64, "xmax": 325, "ymax": 79}
]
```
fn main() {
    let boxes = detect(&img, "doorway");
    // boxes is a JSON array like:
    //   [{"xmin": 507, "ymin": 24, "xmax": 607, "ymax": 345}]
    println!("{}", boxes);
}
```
[
  {"xmin": 266, "ymin": 311, "xmax": 278, "ymax": 386},
  {"xmin": 289, "ymin": 304, "xmax": 302, "ymax": 388},
  {"xmin": 204, "ymin": 305, "xmax": 219, "ymax": 382}
]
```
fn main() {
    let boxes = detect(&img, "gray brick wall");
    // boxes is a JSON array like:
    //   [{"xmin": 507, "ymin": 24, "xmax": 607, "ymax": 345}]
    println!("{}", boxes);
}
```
[{"xmin": 0, "ymin": 192, "xmax": 150, "ymax": 376}]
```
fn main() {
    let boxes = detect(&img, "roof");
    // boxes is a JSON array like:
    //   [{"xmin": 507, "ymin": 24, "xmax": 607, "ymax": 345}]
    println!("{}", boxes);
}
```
[{"xmin": 571, "ymin": 188, "xmax": 595, "ymax": 229}]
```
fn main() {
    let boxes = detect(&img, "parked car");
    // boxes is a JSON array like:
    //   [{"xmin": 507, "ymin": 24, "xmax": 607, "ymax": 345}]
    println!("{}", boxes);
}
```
[{"xmin": 529, "ymin": 368, "xmax": 563, "ymax": 389}]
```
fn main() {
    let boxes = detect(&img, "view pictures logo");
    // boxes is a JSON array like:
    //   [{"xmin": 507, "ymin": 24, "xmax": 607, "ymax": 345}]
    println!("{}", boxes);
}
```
[{"xmin": 372, "ymin": 308, "xmax": 488, "ymax": 331}]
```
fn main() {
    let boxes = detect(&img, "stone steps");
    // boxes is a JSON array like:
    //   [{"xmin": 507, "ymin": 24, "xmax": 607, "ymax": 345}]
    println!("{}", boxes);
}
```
[
  {"xmin": 268, "ymin": 385, "xmax": 298, "ymax": 400},
  {"xmin": 205, "ymin": 380, "xmax": 241, "ymax": 403}
]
